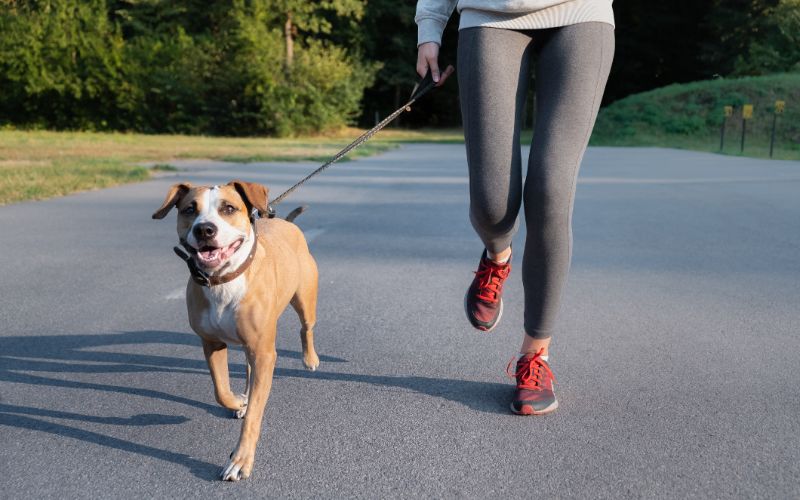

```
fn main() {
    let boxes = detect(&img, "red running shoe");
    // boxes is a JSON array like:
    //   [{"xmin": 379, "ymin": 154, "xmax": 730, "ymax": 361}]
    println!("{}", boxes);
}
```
[
  {"xmin": 507, "ymin": 349, "xmax": 558, "ymax": 415},
  {"xmin": 464, "ymin": 250, "xmax": 511, "ymax": 331}
]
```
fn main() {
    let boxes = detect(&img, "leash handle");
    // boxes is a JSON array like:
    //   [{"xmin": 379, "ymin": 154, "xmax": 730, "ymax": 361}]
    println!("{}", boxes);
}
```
[
  {"xmin": 268, "ymin": 66, "xmax": 452, "ymax": 208},
  {"xmin": 409, "ymin": 68, "xmax": 437, "ymax": 101}
]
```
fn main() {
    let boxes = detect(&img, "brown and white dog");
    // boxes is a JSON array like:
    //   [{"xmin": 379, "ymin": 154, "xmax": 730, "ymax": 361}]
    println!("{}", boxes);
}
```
[{"xmin": 152, "ymin": 180, "xmax": 319, "ymax": 481}]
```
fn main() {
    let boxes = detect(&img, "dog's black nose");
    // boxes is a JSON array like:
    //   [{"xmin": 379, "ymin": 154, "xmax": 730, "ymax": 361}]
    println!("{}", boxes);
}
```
[{"xmin": 193, "ymin": 222, "xmax": 217, "ymax": 240}]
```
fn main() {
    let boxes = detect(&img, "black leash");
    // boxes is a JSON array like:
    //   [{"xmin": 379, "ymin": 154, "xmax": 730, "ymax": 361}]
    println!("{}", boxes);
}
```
[
  {"xmin": 267, "ymin": 69, "xmax": 444, "ymax": 214},
  {"xmin": 173, "ymin": 70, "xmax": 447, "ymax": 286}
]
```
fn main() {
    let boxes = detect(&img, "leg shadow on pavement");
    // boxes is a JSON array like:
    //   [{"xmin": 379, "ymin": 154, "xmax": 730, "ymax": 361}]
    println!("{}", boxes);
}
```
[
  {"xmin": 1, "ymin": 330, "xmax": 227, "ymax": 416},
  {"xmin": 274, "ymin": 367, "xmax": 513, "ymax": 415},
  {"xmin": 0, "ymin": 329, "xmax": 348, "ymax": 480},
  {"xmin": 0, "ymin": 410, "xmax": 219, "ymax": 480},
  {"xmin": 0, "ymin": 330, "xmax": 348, "ymax": 416},
  {"xmin": 0, "ymin": 330, "xmax": 236, "ymax": 479},
  {"xmin": 0, "ymin": 329, "xmax": 508, "ymax": 480},
  {"xmin": 2, "ymin": 329, "xmax": 510, "ymax": 420},
  {"xmin": 2, "ymin": 329, "xmax": 510, "ymax": 418}
]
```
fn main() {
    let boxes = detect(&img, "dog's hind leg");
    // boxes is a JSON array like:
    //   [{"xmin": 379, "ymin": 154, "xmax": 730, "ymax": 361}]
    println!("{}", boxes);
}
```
[
  {"xmin": 291, "ymin": 262, "xmax": 320, "ymax": 371},
  {"xmin": 202, "ymin": 339, "xmax": 248, "ymax": 416}
]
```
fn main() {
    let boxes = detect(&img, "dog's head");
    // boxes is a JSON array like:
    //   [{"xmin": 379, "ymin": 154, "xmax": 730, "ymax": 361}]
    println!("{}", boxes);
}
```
[{"xmin": 152, "ymin": 180, "xmax": 269, "ymax": 271}]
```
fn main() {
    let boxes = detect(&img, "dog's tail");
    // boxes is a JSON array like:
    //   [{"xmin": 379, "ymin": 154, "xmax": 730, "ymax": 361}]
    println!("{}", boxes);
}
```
[{"xmin": 285, "ymin": 205, "xmax": 308, "ymax": 223}]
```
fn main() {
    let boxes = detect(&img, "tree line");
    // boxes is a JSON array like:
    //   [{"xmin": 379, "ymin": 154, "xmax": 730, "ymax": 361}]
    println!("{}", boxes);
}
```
[
  {"xmin": 1, "ymin": 0, "xmax": 798, "ymax": 135},
  {"xmin": 0, "ymin": 0, "xmax": 376, "ymax": 135}
]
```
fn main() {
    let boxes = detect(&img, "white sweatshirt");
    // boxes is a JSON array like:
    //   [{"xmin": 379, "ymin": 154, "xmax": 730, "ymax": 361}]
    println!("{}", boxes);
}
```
[{"xmin": 416, "ymin": 0, "xmax": 615, "ymax": 46}]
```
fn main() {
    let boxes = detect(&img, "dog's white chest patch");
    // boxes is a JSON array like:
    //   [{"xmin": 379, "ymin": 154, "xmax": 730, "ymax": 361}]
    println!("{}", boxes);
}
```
[{"xmin": 199, "ymin": 276, "xmax": 247, "ymax": 344}]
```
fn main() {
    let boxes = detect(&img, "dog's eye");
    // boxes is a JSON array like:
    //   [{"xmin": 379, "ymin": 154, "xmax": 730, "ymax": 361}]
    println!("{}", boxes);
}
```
[
  {"xmin": 220, "ymin": 204, "xmax": 237, "ymax": 216},
  {"xmin": 180, "ymin": 205, "xmax": 196, "ymax": 215}
]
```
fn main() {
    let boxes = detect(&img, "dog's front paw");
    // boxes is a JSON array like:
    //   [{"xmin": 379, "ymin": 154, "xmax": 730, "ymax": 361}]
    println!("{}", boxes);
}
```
[
  {"xmin": 303, "ymin": 351, "xmax": 320, "ymax": 372},
  {"xmin": 233, "ymin": 393, "xmax": 248, "ymax": 419},
  {"xmin": 220, "ymin": 450, "xmax": 254, "ymax": 481}
]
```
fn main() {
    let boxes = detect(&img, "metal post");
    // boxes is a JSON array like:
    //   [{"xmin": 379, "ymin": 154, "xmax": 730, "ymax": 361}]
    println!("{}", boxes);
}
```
[
  {"xmin": 741, "ymin": 104, "xmax": 753, "ymax": 154},
  {"xmin": 740, "ymin": 118, "xmax": 746, "ymax": 153},
  {"xmin": 720, "ymin": 106, "xmax": 732, "ymax": 152},
  {"xmin": 770, "ymin": 113, "xmax": 777, "ymax": 158},
  {"xmin": 770, "ymin": 101, "xmax": 785, "ymax": 159}
]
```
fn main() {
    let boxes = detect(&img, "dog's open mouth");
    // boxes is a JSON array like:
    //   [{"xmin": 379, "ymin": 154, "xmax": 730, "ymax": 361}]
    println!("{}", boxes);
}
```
[{"xmin": 194, "ymin": 238, "xmax": 244, "ymax": 269}]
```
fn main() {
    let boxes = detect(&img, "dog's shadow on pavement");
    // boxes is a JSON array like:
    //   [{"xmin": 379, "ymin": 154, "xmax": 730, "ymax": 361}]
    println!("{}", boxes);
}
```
[
  {"xmin": 0, "ymin": 406, "xmax": 221, "ymax": 480},
  {"xmin": 0, "ymin": 329, "xmax": 509, "ymax": 414},
  {"xmin": 0, "ymin": 329, "xmax": 509, "ymax": 479},
  {"xmin": 0, "ymin": 329, "xmax": 350, "ymax": 414},
  {"xmin": 0, "ymin": 330, "xmax": 241, "ymax": 479}
]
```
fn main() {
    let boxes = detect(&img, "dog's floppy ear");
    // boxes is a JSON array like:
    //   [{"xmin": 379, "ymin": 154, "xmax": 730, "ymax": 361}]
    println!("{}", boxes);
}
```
[
  {"xmin": 152, "ymin": 183, "xmax": 192, "ymax": 219},
  {"xmin": 228, "ymin": 180, "xmax": 269, "ymax": 217}
]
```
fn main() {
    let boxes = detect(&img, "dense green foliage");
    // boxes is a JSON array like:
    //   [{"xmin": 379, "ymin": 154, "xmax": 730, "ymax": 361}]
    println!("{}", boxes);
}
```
[
  {"xmin": 592, "ymin": 73, "xmax": 800, "ymax": 154},
  {"xmin": 0, "ymin": 0, "xmax": 377, "ymax": 135},
  {"xmin": 702, "ymin": 0, "xmax": 800, "ymax": 77},
  {"xmin": 0, "ymin": 1, "xmax": 126, "ymax": 129},
  {"xmin": 362, "ymin": 0, "xmax": 800, "ymax": 127},
  {"xmin": 0, "ymin": 0, "xmax": 799, "ymax": 134}
]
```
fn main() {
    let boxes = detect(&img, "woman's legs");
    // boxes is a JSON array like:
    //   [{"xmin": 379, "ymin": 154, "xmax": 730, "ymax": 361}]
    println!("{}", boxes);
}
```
[
  {"xmin": 521, "ymin": 22, "xmax": 614, "ymax": 346},
  {"xmin": 458, "ymin": 27, "xmax": 535, "ymax": 332},
  {"xmin": 510, "ymin": 22, "xmax": 613, "ymax": 415},
  {"xmin": 458, "ymin": 22, "xmax": 613, "ymax": 351},
  {"xmin": 457, "ymin": 27, "xmax": 534, "ymax": 255},
  {"xmin": 458, "ymin": 22, "xmax": 614, "ymax": 414}
]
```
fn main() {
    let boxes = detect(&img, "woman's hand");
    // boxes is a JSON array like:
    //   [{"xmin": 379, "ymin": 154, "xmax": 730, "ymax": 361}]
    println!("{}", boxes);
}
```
[{"xmin": 416, "ymin": 42, "xmax": 455, "ymax": 86}]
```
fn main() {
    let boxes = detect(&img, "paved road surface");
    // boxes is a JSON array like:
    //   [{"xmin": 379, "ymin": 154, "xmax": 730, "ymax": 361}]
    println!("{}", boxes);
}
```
[{"xmin": 1, "ymin": 145, "xmax": 799, "ymax": 498}]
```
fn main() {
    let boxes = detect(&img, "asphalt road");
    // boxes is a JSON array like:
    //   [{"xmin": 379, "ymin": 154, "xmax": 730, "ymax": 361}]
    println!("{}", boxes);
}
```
[{"xmin": 1, "ymin": 145, "xmax": 799, "ymax": 498}]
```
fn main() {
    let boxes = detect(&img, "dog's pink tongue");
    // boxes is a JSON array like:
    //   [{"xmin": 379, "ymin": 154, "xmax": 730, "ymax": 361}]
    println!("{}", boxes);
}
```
[
  {"xmin": 198, "ymin": 248, "xmax": 220, "ymax": 263},
  {"xmin": 219, "ymin": 245, "xmax": 236, "ymax": 261},
  {"xmin": 197, "ymin": 241, "xmax": 240, "ymax": 267}
]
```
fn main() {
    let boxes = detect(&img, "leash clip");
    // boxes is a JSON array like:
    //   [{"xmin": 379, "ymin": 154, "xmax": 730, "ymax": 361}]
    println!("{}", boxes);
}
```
[{"xmin": 173, "ymin": 246, "xmax": 211, "ymax": 287}]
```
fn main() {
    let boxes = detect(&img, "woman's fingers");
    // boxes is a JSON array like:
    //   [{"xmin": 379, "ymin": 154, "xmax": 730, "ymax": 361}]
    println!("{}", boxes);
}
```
[
  {"xmin": 416, "ymin": 43, "xmax": 454, "ymax": 87},
  {"xmin": 428, "ymin": 57, "xmax": 441, "ymax": 82},
  {"xmin": 417, "ymin": 42, "xmax": 440, "ymax": 80},
  {"xmin": 416, "ymin": 50, "xmax": 428, "ymax": 78},
  {"xmin": 436, "ymin": 64, "xmax": 455, "ymax": 87}
]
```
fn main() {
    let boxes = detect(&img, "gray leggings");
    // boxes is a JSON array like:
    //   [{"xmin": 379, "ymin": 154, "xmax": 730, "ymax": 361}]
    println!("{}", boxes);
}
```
[{"xmin": 457, "ymin": 22, "xmax": 614, "ymax": 339}]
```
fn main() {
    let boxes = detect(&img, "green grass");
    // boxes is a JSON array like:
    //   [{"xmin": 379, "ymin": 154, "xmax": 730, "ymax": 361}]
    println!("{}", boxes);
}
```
[
  {"xmin": 0, "ymin": 158, "xmax": 150, "ymax": 205},
  {"xmin": 7, "ymin": 73, "xmax": 800, "ymax": 205},
  {"xmin": 0, "ymin": 128, "xmax": 463, "ymax": 205},
  {"xmin": 591, "ymin": 72, "xmax": 800, "ymax": 160},
  {"xmin": 12, "ymin": 71, "xmax": 797, "ymax": 208}
]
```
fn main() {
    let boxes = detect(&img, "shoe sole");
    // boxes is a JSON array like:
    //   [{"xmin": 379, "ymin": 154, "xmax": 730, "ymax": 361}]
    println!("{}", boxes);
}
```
[
  {"xmin": 463, "ymin": 292, "xmax": 503, "ymax": 332},
  {"xmin": 510, "ymin": 399, "xmax": 559, "ymax": 416}
]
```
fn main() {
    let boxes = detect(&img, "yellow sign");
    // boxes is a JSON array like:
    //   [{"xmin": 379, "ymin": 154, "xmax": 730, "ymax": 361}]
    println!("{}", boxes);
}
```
[
  {"xmin": 742, "ymin": 104, "xmax": 753, "ymax": 120},
  {"xmin": 775, "ymin": 100, "xmax": 785, "ymax": 114},
  {"xmin": 724, "ymin": 105, "xmax": 733, "ymax": 117}
]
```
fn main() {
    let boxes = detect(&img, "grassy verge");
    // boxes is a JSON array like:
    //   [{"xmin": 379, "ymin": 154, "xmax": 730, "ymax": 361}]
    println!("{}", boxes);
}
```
[
  {"xmin": 0, "ymin": 128, "xmax": 463, "ymax": 205},
  {"xmin": 0, "ymin": 159, "xmax": 150, "ymax": 205},
  {"xmin": 591, "ymin": 72, "xmax": 800, "ymax": 160},
  {"xmin": 590, "ymin": 130, "xmax": 800, "ymax": 160},
  {"xmin": 13, "ymin": 71, "xmax": 798, "ymax": 208}
]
